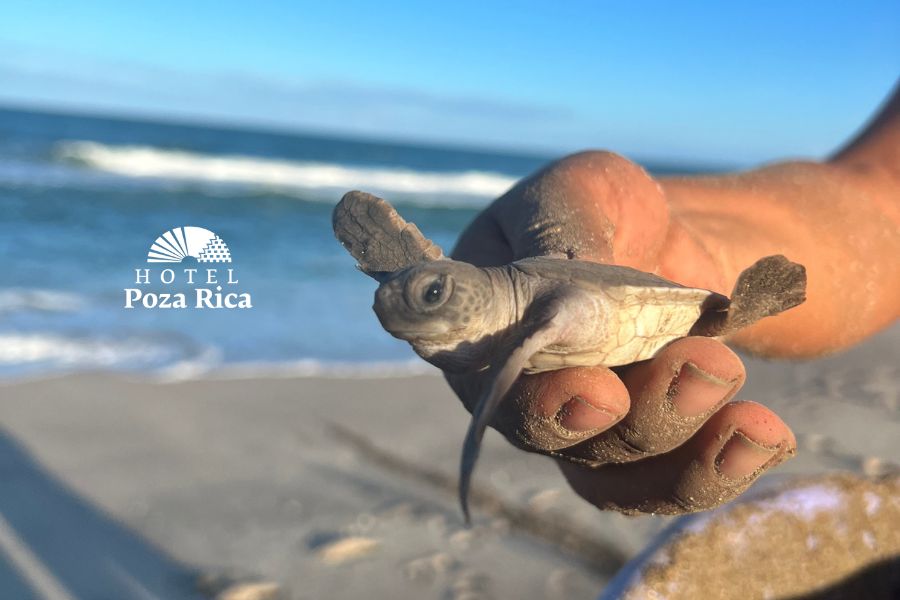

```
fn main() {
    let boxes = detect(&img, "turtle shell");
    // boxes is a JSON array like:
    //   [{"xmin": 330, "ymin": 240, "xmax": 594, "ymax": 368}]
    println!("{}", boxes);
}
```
[{"xmin": 512, "ymin": 257, "xmax": 725, "ymax": 368}]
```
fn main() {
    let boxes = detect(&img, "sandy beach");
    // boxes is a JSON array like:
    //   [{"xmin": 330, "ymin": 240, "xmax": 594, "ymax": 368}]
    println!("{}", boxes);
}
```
[{"xmin": 0, "ymin": 324, "xmax": 897, "ymax": 599}]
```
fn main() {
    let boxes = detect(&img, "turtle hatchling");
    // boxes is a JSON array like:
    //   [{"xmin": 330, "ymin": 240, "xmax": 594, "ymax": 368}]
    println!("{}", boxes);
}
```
[{"xmin": 333, "ymin": 190, "xmax": 807, "ymax": 521}]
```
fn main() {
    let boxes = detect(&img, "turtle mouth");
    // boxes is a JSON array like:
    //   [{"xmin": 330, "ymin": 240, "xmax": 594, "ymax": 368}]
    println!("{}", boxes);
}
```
[
  {"xmin": 373, "ymin": 301, "xmax": 447, "ymax": 339},
  {"xmin": 383, "ymin": 323, "xmax": 451, "ymax": 341}
]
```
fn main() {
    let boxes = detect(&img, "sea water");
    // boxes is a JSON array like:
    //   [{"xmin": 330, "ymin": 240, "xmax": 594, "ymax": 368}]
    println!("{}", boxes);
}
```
[{"xmin": 0, "ymin": 106, "xmax": 704, "ymax": 379}]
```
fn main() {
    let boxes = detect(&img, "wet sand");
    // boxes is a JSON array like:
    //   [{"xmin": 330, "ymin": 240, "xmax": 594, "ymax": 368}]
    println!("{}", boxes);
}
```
[{"xmin": 0, "ymin": 324, "xmax": 896, "ymax": 599}]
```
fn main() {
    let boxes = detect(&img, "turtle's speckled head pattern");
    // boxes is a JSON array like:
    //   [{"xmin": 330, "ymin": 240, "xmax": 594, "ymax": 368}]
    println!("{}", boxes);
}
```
[{"xmin": 373, "ymin": 260, "xmax": 496, "ymax": 360}]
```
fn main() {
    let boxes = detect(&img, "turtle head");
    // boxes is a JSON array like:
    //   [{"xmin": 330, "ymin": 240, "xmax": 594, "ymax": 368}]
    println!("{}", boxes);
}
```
[
  {"xmin": 373, "ymin": 260, "xmax": 495, "ymax": 365},
  {"xmin": 334, "ymin": 191, "xmax": 498, "ymax": 370}
]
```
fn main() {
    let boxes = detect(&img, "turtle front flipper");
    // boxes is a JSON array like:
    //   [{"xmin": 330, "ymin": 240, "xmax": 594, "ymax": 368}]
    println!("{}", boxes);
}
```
[
  {"xmin": 333, "ymin": 191, "xmax": 444, "ymax": 280},
  {"xmin": 690, "ymin": 255, "xmax": 807, "ymax": 337},
  {"xmin": 459, "ymin": 286, "xmax": 581, "ymax": 523}
]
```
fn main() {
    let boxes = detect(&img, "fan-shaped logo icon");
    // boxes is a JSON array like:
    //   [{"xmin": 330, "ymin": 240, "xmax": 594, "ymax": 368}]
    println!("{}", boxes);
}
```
[{"xmin": 147, "ymin": 226, "xmax": 232, "ymax": 263}]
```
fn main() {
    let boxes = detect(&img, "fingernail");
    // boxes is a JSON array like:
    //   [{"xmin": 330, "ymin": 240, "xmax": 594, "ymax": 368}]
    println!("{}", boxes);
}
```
[
  {"xmin": 557, "ymin": 396, "xmax": 619, "ymax": 432},
  {"xmin": 716, "ymin": 431, "xmax": 781, "ymax": 480},
  {"xmin": 669, "ymin": 362, "xmax": 733, "ymax": 417}
]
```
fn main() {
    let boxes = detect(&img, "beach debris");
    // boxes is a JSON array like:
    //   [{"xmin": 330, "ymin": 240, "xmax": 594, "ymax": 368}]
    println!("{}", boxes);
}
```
[
  {"xmin": 316, "ymin": 535, "xmax": 380, "ymax": 565},
  {"xmin": 801, "ymin": 432, "xmax": 831, "ymax": 453},
  {"xmin": 215, "ymin": 581, "xmax": 281, "ymax": 600},
  {"xmin": 527, "ymin": 489, "xmax": 562, "ymax": 513},
  {"xmin": 353, "ymin": 511, "xmax": 377, "ymax": 533},
  {"xmin": 860, "ymin": 455, "xmax": 897, "ymax": 477},
  {"xmin": 448, "ymin": 529, "xmax": 478, "ymax": 552},
  {"xmin": 196, "ymin": 574, "xmax": 281, "ymax": 600},
  {"xmin": 333, "ymin": 190, "xmax": 807, "ymax": 522}
]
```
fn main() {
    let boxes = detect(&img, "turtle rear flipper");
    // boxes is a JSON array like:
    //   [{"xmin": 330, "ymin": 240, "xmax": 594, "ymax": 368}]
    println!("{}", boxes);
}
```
[
  {"xmin": 691, "ymin": 255, "xmax": 807, "ymax": 337},
  {"xmin": 333, "ymin": 191, "xmax": 444, "ymax": 280}
]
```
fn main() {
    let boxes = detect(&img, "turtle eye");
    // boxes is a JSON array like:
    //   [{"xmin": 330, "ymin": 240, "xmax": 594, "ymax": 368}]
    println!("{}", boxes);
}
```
[
  {"xmin": 423, "ymin": 279, "xmax": 443, "ymax": 304},
  {"xmin": 404, "ymin": 272, "xmax": 453, "ymax": 311}
]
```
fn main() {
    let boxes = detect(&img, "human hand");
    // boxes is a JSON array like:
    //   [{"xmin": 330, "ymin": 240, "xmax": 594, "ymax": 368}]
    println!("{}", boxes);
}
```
[{"xmin": 446, "ymin": 151, "xmax": 797, "ymax": 514}]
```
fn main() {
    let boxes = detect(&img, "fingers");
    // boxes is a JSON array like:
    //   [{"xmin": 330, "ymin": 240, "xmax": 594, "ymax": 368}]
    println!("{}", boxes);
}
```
[
  {"xmin": 561, "ymin": 337, "xmax": 745, "ymax": 464},
  {"xmin": 558, "ymin": 400, "xmax": 797, "ymax": 514},
  {"xmin": 446, "ymin": 365, "xmax": 632, "ymax": 453},
  {"xmin": 447, "ymin": 337, "xmax": 743, "ymax": 460},
  {"xmin": 507, "ymin": 366, "xmax": 632, "ymax": 452}
]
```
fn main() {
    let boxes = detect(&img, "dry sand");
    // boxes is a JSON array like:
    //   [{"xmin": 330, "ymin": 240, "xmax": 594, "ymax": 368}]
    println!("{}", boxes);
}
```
[{"xmin": 0, "ymin": 324, "xmax": 896, "ymax": 599}]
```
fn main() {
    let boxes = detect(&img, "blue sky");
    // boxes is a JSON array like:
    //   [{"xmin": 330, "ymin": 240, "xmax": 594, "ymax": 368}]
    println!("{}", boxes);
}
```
[{"xmin": 0, "ymin": 1, "xmax": 897, "ymax": 164}]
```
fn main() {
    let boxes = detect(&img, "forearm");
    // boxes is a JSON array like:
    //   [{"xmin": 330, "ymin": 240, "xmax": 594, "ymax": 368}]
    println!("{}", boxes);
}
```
[{"xmin": 660, "ymin": 161, "xmax": 900, "ymax": 357}]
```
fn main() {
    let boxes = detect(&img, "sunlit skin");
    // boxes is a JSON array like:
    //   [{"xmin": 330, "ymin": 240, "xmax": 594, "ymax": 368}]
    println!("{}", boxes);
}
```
[{"xmin": 449, "ymin": 85, "xmax": 899, "ymax": 514}]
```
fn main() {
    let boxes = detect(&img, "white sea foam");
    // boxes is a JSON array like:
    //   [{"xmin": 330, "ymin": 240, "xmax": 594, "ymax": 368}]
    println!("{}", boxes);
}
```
[
  {"xmin": 156, "ymin": 357, "xmax": 439, "ymax": 382},
  {"xmin": 55, "ymin": 140, "xmax": 516, "ymax": 203},
  {"xmin": 0, "ymin": 330, "xmax": 438, "ymax": 382},
  {"xmin": 0, "ymin": 289, "xmax": 84, "ymax": 314},
  {"xmin": 0, "ymin": 333, "xmax": 177, "ymax": 368}
]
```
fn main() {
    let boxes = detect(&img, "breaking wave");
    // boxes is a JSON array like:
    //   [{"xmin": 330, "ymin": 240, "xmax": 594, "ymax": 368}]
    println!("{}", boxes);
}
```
[
  {"xmin": 0, "ymin": 331, "xmax": 437, "ymax": 381},
  {"xmin": 54, "ymin": 140, "xmax": 517, "ymax": 203},
  {"xmin": 0, "ymin": 332, "xmax": 202, "ymax": 370},
  {"xmin": 153, "ymin": 357, "xmax": 439, "ymax": 383}
]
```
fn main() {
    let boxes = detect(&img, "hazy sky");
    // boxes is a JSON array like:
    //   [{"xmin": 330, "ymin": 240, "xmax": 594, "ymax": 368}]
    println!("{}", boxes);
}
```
[{"xmin": 1, "ymin": 1, "xmax": 897, "ymax": 164}]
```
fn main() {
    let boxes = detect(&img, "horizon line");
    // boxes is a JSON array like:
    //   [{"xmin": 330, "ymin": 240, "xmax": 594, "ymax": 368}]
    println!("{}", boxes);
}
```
[{"xmin": 0, "ymin": 98, "xmax": 739, "ymax": 173}]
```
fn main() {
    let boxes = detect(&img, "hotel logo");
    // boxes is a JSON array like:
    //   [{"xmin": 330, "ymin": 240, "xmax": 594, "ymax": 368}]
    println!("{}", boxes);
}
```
[{"xmin": 125, "ymin": 226, "xmax": 252, "ymax": 309}]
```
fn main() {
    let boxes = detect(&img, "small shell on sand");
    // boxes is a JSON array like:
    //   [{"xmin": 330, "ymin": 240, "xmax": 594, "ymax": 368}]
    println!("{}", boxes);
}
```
[
  {"xmin": 527, "ymin": 489, "xmax": 562, "ymax": 513},
  {"xmin": 861, "ymin": 455, "xmax": 895, "ymax": 477},
  {"xmin": 801, "ymin": 432, "xmax": 830, "ymax": 453},
  {"xmin": 448, "ymin": 529, "xmax": 477, "ymax": 552},
  {"xmin": 216, "ymin": 581, "xmax": 281, "ymax": 600},
  {"xmin": 317, "ymin": 536, "xmax": 379, "ymax": 565}
]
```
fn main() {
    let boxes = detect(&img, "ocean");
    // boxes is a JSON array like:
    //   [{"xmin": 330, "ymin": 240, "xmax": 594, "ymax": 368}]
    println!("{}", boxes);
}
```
[{"xmin": 0, "ymin": 106, "xmax": 703, "ymax": 379}]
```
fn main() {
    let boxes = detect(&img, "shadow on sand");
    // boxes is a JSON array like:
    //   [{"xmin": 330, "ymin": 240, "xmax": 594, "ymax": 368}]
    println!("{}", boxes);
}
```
[{"xmin": 0, "ymin": 427, "xmax": 206, "ymax": 600}]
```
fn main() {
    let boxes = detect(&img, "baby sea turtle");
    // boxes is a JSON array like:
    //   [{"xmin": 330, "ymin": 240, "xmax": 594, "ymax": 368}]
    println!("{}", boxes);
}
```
[{"xmin": 333, "ymin": 191, "xmax": 807, "ymax": 521}]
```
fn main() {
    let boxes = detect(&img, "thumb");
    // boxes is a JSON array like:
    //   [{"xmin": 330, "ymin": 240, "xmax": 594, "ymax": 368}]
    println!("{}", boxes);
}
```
[{"xmin": 486, "ymin": 151, "xmax": 670, "ymax": 269}]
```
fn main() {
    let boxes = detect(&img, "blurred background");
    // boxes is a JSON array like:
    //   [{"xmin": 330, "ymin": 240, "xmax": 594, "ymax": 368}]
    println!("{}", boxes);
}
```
[
  {"xmin": 1, "ymin": 1, "xmax": 897, "ymax": 379},
  {"xmin": 0, "ymin": 3, "xmax": 898, "ymax": 600}
]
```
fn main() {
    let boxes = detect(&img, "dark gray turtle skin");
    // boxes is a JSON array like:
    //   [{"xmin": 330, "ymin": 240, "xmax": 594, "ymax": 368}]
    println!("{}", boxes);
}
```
[{"xmin": 333, "ymin": 190, "xmax": 807, "ymax": 522}]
